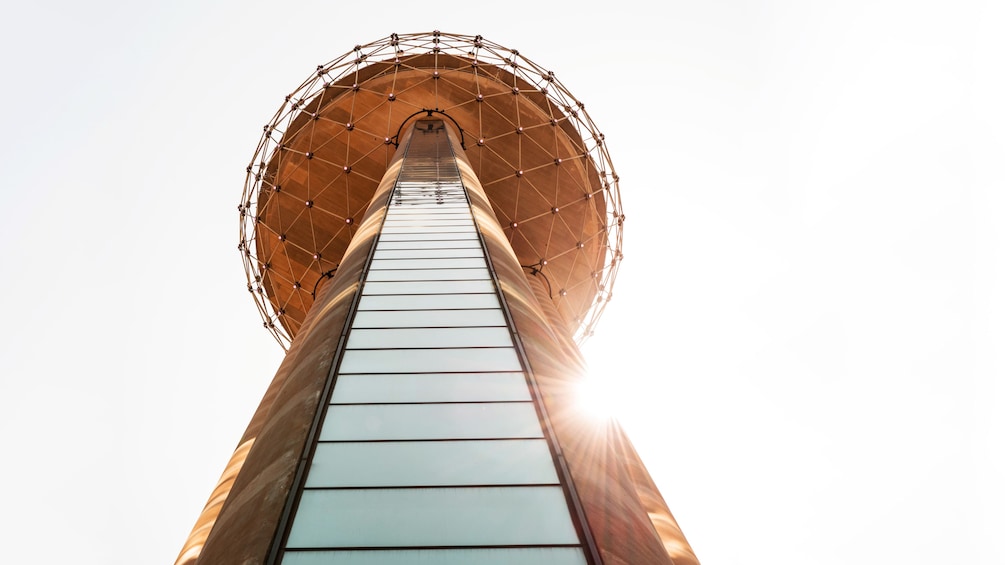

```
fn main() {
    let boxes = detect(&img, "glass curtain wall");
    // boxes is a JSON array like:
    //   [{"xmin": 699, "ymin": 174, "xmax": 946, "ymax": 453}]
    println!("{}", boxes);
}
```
[{"xmin": 278, "ymin": 121, "xmax": 589, "ymax": 565}]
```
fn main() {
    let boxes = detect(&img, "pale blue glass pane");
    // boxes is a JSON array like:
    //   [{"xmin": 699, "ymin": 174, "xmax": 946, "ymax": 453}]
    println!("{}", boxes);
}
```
[
  {"xmin": 339, "ymin": 348, "xmax": 521, "ymax": 373},
  {"xmin": 286, "ymin": 486, "xmax": 578, "ymax": 548},
  {"xmin": 383, "ymin": 217, "xmax": 470, "ymax": 225},
  {"xmin": 369, "ymin": 257, "xmax": 485, "ymax": 270},
  {"xmin": 305, "ymin": 439, "xmax": 559, "ymax": 487},
  {"xmin": 347, "ymin": 327, "xmax": 511, "ymax": 349},
  {"xmin": 362, "ymin": 280, "xmax": 495, "ymax": 295},
  {"xmin": 386, "ymin": 207, "xmax": 469, "ymax": 215},
  {"xmin": 376, "ymin": 239, "xmax": 481, "ymax": 250},
  {"xmin": 352, "ymin": 309, "xmax": 505, "ymax": 328},
  {"xmin": 330, "ymin": 373, "xmax": 531, "ymax": 403},
  {"xmin": 388, "ymin": 201, "xmax": 467, "ymax": 209},
  {"xmin": 283, "ymin": 547, "xmax": 588, "ymax": 565},
  {"xmin": 365, "ymin": 268, "xmax": 490, "ymax": 282},
  {"xmin": 319, "ymin": 403, "xmax": 543, "ymax": 440},
  {"xmin": 381, "ymin": 225, "xmax": 474, "ymax": 233},
  {"xmin": 357, "ymin": 293, "xmax": 499, "ymax": 311},
  {"xmin": 382, "ymin": 222, "xmax": 474, "ymax": 230},
  {"xmin": 382, "ymin": 218, "xmax": 473, "ymax": 227},
  {"xmin": 373, "ymin": 248, "xmax": 481, "ymax": 259},
  {"xmin": 385, "ymin": 209, "xmax": 470, "ymax": 216},
  {"xmin": 379, "ymin": 232, "xmax": 476, "ymax": 241}
]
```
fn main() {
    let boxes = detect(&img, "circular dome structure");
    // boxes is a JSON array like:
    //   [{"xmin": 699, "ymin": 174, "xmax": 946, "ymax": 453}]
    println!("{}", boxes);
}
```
[{"xmin": 239, "ymin": 32, "xmax": 624, "ymax": 350}]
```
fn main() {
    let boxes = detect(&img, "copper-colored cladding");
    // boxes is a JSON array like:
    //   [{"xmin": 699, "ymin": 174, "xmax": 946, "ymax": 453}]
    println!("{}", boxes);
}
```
[
  {"xmin": 245, "ymin": 39, "xmax": 618, "ymax": 347},
  {"xmin": 179, "ymin": 122, "xmax": 697, "ymax": 564}
]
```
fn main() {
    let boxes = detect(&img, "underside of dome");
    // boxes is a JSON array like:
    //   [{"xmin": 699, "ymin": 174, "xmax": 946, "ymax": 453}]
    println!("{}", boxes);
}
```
[{"xmin": 238, "ymin": 32, "xmax": 623, "ymax": 349}]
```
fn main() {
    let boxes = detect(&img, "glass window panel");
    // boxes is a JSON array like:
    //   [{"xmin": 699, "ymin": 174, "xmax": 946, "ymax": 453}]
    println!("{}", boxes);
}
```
[
  {"xmin": 386, "ymin": 206, "xmax": 469, "ymax": 213},
  {"xmin": 381, "ymin": 225, "xmax": 475, "ymax": 234},
  {"xmin": 396, "ymin": 187, "xmax": 463, "ymax": 192},
  {"xmin": 393, "ymin": 186, "xmax": 464, "ymax": 192},
  {"xmin": 357, "ymin": 293, "xmax": 499, "ymax": 311},
  {"xmin": 339, "ymin": 348, "xmax": 521, "ymax": 373},
  {"xmin": 347, "ymin": 327, "xmax": 511, "ymax": 349},
  {"xmin": 319, "ymin": 403, "xmax": 543, "ymax": 440},
  {"xmin": 373, "ymin": 248, "xmax": 481, "ymax": 260},
  {"xmin": 382, "ymin": 222, "xmax": 473, "ymax": 230},
  {"xmin": 369, "ymin": 257, "xmax": 485, "ymax": 270},
  {"xmin": 306, "ymin": 439, "xmax": 559, "ymax": 487},
  {"xmin": 286, "ymin": 486, "xmax": 578, "ymax": 548},
  {"xmin": 388, "ymin": 200, "xmax": 467, "ymax": 207},
  {"xmin": 365, "ymin": 268, "xmax": 490, "ymax": 282},
  {"xmin": 386, "ymin": 207, "xmax": 469, "ymax": 215},
  {"xmin": 330, "ymin": 373, "xmax": 531, "ymax": 403},
  {"xmin": 362, "ymin": 280, "xmax": 495, "ymax": 295},
  {"xmin": 351, "ymin": 309, "xmax": 505, "ymax": 328},
  {"xmin": 384, "ymin": 217, "xmax": 471, "ymax": 225},
  {"xmin": 376, "ymin": 239, "xmax": 481, "ymax": 250},
  {"xmin": 379, "ymin": 232, "xmax": 477, "ymax": 241},
  {"xmin": 283, "ymin": 547, "xmax": 588, "ymax": 565},
  {"xmin": 382, "ymin": 218, "xmax": 473, "ymax": 227}
]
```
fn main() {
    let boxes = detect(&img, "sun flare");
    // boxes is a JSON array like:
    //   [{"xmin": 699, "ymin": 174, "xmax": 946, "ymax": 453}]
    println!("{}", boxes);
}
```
[{"xmin": 575, "ymin": 375, "xmax": 624, "ymax": 421}]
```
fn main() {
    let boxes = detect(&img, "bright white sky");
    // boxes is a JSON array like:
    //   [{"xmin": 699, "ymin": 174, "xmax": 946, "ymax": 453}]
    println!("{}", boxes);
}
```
[{"xmin": 1, "ymin": 1, "xmax": 1002, "ymax": 564}]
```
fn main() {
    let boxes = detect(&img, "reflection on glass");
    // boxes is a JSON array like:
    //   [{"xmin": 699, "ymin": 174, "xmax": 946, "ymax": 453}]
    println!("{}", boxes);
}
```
[
  {"xmin": 339, "ymin": 348, "xmax": 521, "ymax": 373},
  {"xmin": 346, "ymin": 327, "xmax": 511, "ymax": 349},
  {"xmin": 383, "ymin": 218, "xmax": 473, "ymax": 227},
  {"xmin": 306, "ymin": 439, "xmax": 559, "ymax": 487},
  {"xmin": 386, "ymin": 208, "xmax": 468, "ymax": 215},
  {"xmin": 369, "ymin": 257, "xmax": 486, "ymax": 270},
  {"xmin": 380, "ymin": 225, "xmax": 475, "ymax": 234},
  {"xmin": 319, "ymin": 402, "xmax": 543, "ymax": 440},
  {"xmin": 365, "ymin": 268, "xmax": 490, "ymax": 282},
  {"xmin": 379, "ymin": 232, "xmax": 477, "ymax": 242},
  {"xmin": 352, "ymin": 309, "xmax": 505, "ymax": 328},
  {"xmin": 282, "ymin": 547, "xmax": 588, "ymax": 565},
  {"xmin": 376, "ymin": 239, "xmax": 481, "ymax": 250},
  {"xmin": 330, "ymin": 373, "xmax": 531, "ymax": 403},
  {"xmin": 373, "ymin": 248, "xmax": 481, "ymax": 259},
  {"xmin": 357, "ymin": 293, "xmax": 499, "ymax": 311},
  {"xmin": 286, "ymin": 487, "xmax": 579, "ymax": 548},
  {"xmin": 362, "ymin": 280, "xmax": 495, "ymax": 295}
]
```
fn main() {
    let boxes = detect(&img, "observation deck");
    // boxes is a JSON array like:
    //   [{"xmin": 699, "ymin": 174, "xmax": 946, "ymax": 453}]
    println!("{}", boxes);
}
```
[{"xmin": 239, "ymin": 32, "xmax": 623, "ymax": 348}]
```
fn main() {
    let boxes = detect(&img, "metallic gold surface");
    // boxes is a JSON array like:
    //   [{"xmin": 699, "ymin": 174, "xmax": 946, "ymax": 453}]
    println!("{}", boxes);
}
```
[
  {"xmin": 177, "ymin": 147, "xmax": 406, "ymax": 565},
  {"xmin": 459, "ymin": 134, "xmax": 699, "ymax": 565}
]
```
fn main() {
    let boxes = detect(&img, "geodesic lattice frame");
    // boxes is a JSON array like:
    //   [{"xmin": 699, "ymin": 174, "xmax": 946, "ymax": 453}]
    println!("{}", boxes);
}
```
[{"xmin": 238, "ymin": 32, "xmax": 624, "ymax": 351}]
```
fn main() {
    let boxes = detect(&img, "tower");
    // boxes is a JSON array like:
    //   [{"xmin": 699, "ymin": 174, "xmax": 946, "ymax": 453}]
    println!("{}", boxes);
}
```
[{"xmin": 177, "ymin": 32, "xmax": 697, "ymax": 565}]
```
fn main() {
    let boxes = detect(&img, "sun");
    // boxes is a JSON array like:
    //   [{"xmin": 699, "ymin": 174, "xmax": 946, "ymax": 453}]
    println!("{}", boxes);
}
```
[{"xmin": 574, "ymin": 374, "xmax": 625, "ymax": 421}]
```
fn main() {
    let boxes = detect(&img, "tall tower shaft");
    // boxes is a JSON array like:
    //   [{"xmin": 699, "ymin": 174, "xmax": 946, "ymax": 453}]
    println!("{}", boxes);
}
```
[{"xmin": 178, "ymin": 32, "xmax": 697, "ymax": 565}]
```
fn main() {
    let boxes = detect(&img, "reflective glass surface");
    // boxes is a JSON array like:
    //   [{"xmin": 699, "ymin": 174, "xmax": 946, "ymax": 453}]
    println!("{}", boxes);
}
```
[
  {"xmin": 375, "ymin": 239, "xmax": 481, "ymax": 250},
  {"xmin": 361, "ymin": 280, "xmax": 495, "ymax": 295},
  {"xmin": 305, "ymin": 439, "xmax": 559, "ymax": 487},
  {"xmin": 319, "ymin": 402, "xmax": 543, "ymax": 440},
  {"xmin": 329, "ymin": 373, "xmax": 531, "ymax": 403},
  {"xmin": 346, "ymin": 327, "xmax": 511, "ymax": 349},
  {"xmin": 369, "ymin": 257, "xmax": 486, "ymax": 270},
  {"xmin": 356, "ymin": 293, "xmax": 499, "ymax": 311},
  {"xmin": 365, "ymin": 268, "xmax": 490, "ymax": 282},
  {"xmin": 379, "ymin": 232, "xmax": 477, "ymax": 241},
  {"xmin": 386, "ymin": 208, "xmax": 468, "ymax": 215},
  {"xmin": 373, "ymin": 248, "xmax": 481, "ymax": 259},
  {"xmin": 383, "ymin": 218, "xmax": 473, "ymax": 227},
  {"xmin": 286, "ymin": 486, "xmax": 579, "ymax": 548},
  {"xmin": 338, "ymin": 348, "xmax": 521, "ymax": 373},
  {"xmin": 282, "ymin": 547, "xmax": 588, "ymax": 565},
  {"xmin": 351, "ymin": 309, "xmax": 505, "ymax": 328},
  {"xmin": 380, "ymin": 225, "xmax": 475, "ymax": 233},
  {"xmin": 283, "ymin": 132, "xmax": 585, "ymax": 558}
]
